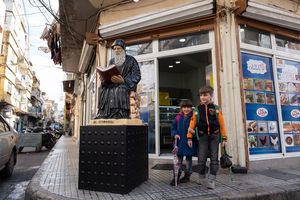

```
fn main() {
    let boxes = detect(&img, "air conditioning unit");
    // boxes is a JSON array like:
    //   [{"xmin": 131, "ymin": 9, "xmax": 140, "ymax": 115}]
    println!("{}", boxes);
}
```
[{"xmin": 78, "ymin": 40, "xmax": 94, "ymax": 73}]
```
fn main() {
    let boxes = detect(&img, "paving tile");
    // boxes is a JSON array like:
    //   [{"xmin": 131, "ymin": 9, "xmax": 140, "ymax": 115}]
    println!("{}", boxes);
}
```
[{"xmin": 36, "ymin": 137, "xmax": 300, "ymax": 200}]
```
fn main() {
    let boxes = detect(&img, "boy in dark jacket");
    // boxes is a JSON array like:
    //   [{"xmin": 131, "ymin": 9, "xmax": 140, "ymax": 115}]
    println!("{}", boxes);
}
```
[
  {"xmin": 187, "ymin": 86, "xmax": 227, "ymax": 189},
  {"xmin": 170, "ymin": 99, "xmax": 197, "ymax": 186}
]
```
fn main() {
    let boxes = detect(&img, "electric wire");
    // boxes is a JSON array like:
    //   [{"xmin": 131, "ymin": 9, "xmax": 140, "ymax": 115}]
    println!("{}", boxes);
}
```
[
  {"xmin": 21, "ymin": 0, "xmax": 30, "ymax": 59},
  {"xmin": 37, "ymin": 0, "xmax": 84, "ymax": 42},
  {"xmin": 31, "ymin": 0, "xmax": 143, "ymax": 42},
  {"xmin": 0, "ymin": 11, "xmax": 46, "ymax": 18},
  {"xmin": 28, "ymin": 0, "xmax": 43, "ymax": 8}
]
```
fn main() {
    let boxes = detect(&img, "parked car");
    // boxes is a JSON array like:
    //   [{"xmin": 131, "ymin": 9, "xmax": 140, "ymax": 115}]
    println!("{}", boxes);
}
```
[{"xmin": 0, "ymin": 115, "xmax": 18, "ymax": 177}]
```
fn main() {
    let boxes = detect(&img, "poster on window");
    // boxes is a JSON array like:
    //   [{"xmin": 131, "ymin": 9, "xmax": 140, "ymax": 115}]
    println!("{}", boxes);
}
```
[
  {"xmin": 276, "ymin": 58, "xmax": 300, "ymax": 153},
  {"xmin": 242, "ymin": 53, "xmax": 281, "ymax": 155}
]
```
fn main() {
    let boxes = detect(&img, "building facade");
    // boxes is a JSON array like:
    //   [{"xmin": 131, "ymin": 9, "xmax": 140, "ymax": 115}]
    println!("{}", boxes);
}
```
[
  {"xmin": 0, "ymin": 0, "xmax": 32, "ymax": 127},
  {"xmin": 59, "ymin": 0, "xmax": 300, "ymax": 168},
  {"xmin": 0, "ymin": 0, "xmax": 45, "ymax": 131}
]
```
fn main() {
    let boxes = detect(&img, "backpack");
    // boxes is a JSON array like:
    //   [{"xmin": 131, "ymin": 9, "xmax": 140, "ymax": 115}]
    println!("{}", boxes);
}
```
[{"xmin": 193, "ymin": 104, "xmax": 221, "ymax": 141}]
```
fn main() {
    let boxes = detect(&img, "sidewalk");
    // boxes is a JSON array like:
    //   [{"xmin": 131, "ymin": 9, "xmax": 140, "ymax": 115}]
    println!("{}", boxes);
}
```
[{"xmin": 25, "ymin": 136, "xmax": 300, "ymax": 200}]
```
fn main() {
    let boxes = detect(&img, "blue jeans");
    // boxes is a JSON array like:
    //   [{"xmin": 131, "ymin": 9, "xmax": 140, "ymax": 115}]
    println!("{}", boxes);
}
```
[
  {"xmin": 198, "ymin": 133, "xmax": 219, "ymax": 177},
  {"xmin": 178, "ymin": 155, "xmax": 193, "ymax": 175}
]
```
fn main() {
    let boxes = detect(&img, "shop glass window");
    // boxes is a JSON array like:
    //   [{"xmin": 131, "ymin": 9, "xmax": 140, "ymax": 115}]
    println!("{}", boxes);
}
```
[
  {"xmin": 240, "ymin": 25, "xmax": 271, "ymax": 49},
  {"xmin": 159, "ymin": 31, "xmax": 209, "ymax": 51},
  {"xmin": 241, "ymin": 53, "xmax": 281, "ymax": 155},
  {"xmin": 137, "ymin": 60, "xmax": 156, "ymax": 153},
  {"xmin": 126, "ymin": 42, "xmax": 153, "ymax": 56},
  {"xmin": 88, "ymin": 78, "xmax": 97, "ymax": 120},
  {"xmin": 276, "ymin": 58, "xmax": 300, "ymax": 153},
  {"xmin": 276, "ymin": 35, "xmax": 300, "ymax": 54}
]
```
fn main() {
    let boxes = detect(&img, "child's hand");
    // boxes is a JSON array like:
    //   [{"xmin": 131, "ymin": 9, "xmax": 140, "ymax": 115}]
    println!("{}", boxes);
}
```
[
  {"xmin": 188, "ymin": 128, "xmax": 195, "ymax": 134},
  {"xmin": 175, "ymin": 135, "xmax": 180, "ymax": 140},
  {"xmin": 187, "ymin": 139, "xmax": 193, "ymax": 148}
]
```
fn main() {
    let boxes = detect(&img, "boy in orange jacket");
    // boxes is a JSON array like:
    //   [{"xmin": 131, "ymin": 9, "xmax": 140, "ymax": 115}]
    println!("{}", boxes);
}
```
[{"xmin": 187, "ymin": 86, "xmax": 227, "ymax": 189}]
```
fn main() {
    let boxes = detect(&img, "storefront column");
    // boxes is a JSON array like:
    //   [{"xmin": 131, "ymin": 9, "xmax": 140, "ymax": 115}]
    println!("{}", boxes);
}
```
[
  {"xmin": 217, "ymin": 6, "xmax": 248, "ymax": 167},
  {"xmin": 98, "ymin": 43, "xmax": 107, "ymax": 67},
  {"xmin": 74, "ymin": 80, "xmax": 84, "ymax": 141}
]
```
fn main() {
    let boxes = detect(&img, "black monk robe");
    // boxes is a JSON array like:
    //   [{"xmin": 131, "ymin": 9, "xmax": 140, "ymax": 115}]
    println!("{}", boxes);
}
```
[{"xmin": 96, "ymin": 55, "xmax": 141, "ymax": 119}]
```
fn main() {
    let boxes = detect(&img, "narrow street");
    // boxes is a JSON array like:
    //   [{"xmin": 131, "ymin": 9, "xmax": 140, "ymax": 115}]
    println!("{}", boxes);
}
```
[{"xmin": 0, "ymin": 148, "xmax": 50, "ymax": 200}]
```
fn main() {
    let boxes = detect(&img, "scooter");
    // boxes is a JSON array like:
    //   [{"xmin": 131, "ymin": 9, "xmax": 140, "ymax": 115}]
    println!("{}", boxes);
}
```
[{"xmin": 32, "ymin": 127, "xmax": 57, "ymax": 150}]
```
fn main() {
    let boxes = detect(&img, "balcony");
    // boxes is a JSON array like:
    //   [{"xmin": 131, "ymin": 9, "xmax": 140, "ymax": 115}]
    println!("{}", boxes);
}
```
[
  {"xmin": 18, "ymin": 56, "xmax": 29, "ymax": 69},
  {"xmin": 15, "ymin": 70, "xmax": 27, "ymax": 90},
  {"xmin": 28, "ymin": 106, "xmax": 42, "ymax": 113},
  {"xmin": 0, "ymin": 92, "xmax": 12, "ymax": 105},
  {"xmin": 14, "ymin": 107, "xmax": 28, "ymax": 116}
]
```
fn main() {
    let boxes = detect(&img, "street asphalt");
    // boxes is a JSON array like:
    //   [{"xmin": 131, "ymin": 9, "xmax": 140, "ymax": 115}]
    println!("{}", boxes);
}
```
[{"xmin": 0, "ymin": 147, "xmax": 49, "ymax": 200}]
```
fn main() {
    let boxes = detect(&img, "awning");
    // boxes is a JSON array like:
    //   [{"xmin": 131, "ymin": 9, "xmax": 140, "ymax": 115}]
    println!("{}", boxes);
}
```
[{"xmin": 242, "ymin": 0, "xmax": 300, "ymax": 32}]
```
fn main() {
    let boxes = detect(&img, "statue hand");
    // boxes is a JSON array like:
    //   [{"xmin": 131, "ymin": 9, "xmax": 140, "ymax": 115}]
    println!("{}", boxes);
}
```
[{"xmin": 111, "ymin": 75, "xmax": 124, "ymax": 84}]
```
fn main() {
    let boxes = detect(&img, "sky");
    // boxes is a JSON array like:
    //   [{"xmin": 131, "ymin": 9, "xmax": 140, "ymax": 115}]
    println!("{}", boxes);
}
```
[{"xmin": 21, "ymin": 0, "xmax": 64, "ymax": 110}]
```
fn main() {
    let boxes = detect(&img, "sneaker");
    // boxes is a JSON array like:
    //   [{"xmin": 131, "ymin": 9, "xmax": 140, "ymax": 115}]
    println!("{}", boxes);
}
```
[
  {"xmin": 179, "ymin": 174, "xmax": 190, "ymax": 183},
  {"xmin": 206, "ymin": 174, "xmax": 216, "ymax": 189},
  {"xmin": 206, "ymin": 179, "xmax": 215, "ymax": 189}
]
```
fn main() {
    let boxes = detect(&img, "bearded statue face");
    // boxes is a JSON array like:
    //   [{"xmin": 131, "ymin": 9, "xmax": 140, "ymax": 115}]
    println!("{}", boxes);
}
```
[{"xmin": 113, "ymin": 46, "xmax": 126, "ymax": 66}]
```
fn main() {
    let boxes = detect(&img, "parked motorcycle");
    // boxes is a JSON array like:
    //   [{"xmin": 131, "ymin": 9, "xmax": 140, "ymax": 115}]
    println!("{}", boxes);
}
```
[{"xmin": 36, "ymin": 128, "xmax": 56, "ymax": 150}]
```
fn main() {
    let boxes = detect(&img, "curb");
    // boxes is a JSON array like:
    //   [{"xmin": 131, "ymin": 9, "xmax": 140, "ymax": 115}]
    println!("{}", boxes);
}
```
[{"xmin": 182, "ymin": 184, "xmax": 300, "ymax": 200}]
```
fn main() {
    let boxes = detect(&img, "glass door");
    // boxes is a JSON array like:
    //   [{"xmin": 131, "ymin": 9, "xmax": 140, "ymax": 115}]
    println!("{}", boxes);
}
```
[{"xmin": 158, "ymin": 50, "xmax": 213, "ymax": 155}]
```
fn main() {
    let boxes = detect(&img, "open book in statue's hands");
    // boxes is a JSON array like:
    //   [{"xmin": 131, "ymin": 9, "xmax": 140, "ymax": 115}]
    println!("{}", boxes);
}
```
[{"xmin": 96, "ymin": 64, "xmax": 122, "ymax": 84}]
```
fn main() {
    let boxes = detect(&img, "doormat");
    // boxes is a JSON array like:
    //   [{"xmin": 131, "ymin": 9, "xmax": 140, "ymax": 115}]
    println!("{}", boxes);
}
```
[
  {"xmin": 152, "ymin": 164, "xmax": 173, "ymax": 170},
  {"xmin": 257, "ymin": 169, "xmax": 300, "ymax": 181},
  {"xmin": 152, "ymin": 164, "xmax": 200, "ymax": 172}
]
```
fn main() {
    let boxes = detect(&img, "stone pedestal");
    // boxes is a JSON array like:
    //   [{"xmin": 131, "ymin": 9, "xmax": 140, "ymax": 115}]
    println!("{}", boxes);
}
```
[{"xmin": 78, "ymin": 123, "xmax": 148, "ymax": 194}]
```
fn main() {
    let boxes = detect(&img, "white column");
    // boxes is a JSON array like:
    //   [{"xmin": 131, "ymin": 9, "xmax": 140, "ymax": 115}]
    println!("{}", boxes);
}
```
[{"xmin": 218, "ymin": 9, "xmax": 247, "ymax": 167}]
